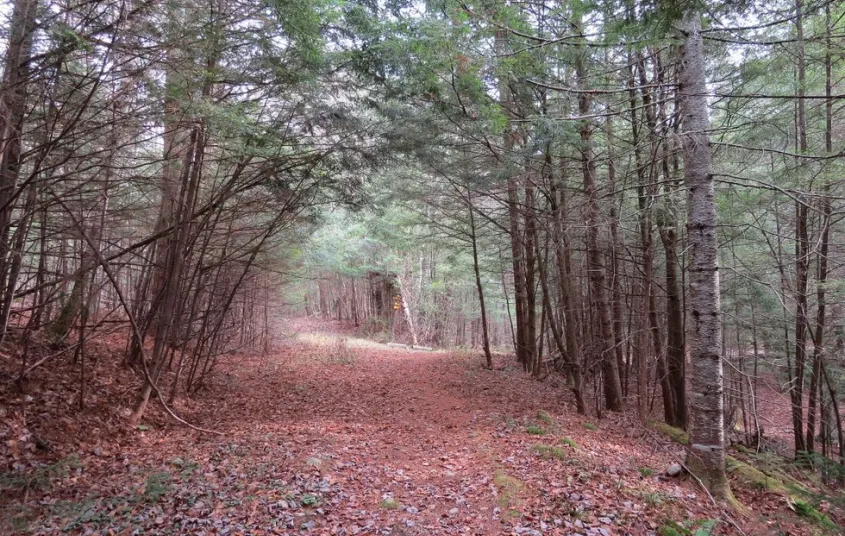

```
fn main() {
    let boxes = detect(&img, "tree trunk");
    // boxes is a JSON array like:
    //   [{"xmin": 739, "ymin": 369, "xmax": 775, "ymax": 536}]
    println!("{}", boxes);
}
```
[
  {"xmin": 396, "ymin": 273, "xmax": 418, "ymax": 346},
  {"xmin": 805, "ymin": 199, "xmax": 829, "ymax": 455},
  {"xmin": 524, "ymin": 183, "xmax": 539, "ymax": 375},
  {"xmin": 654, "ymin": 51, "xmax": 687, "ymax": 429},
  {"xmin": 679, "ymin": 12, "xmax": 733, "ymax": 503},
  {"xmin": 628, "ymin": 57, "xmax": 672, "ymax": 421},
  {"xmin": 467, "ymin": 188, "xmax": 492, "ymax": 368},
  {"xmin": 0, "ymin": 0, "xmax": 38, "ymax": 344},
  {"xmin": 495, "ymin": 28, "xmax": 529, "ymax": 367},
  {"xmin": 576, "ymin": 23, "xmax": 622, "ymax": 412},
  {"xmin": 790, "ymin": 0, "xmax": 811, "ymax": 457},
  {"xmin": 807, "ymin": 6, "xmax": 834, "ymax": 455},
  {"xmin": 506, "ymin": 183, "xmax": 528, "ymax": 365},
  {"xmin": 550, "ymin": 162, "xmax": 586, "ymax": 415},
  {"xmin": 605, "ymin": 115, "xmax": 626, "ymax": 388}
]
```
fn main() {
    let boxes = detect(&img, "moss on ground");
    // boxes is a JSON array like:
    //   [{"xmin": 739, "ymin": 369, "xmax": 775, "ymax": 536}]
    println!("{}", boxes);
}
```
[
  {"xmin": 524, "ymin": 424, "xmax": 547, "ymax": 435},
  {"xmin": 788, "ymin": 498, "xmax": 838, "ymax": 531},
  {"xmin": 493, "ymin": 469, "xmax": 525, "ymax": 510},
  {"xmin": 531, "ymin": 444, "xmax": 566, "ymax": 460},
  {"xmin": 650, "ymin": 421, "xmax": 840, "ymax": 533},
  {"xmin": 536, "ymin": 410, "xmax": 554, "ymax": 425},
  {"xmin": 559, "ymin": 437, "xmax": 579, "ymax": 449},
  {"xmin": 380, "ymin": 498, "xmax": 401, "ymax": 510},
  {"xmin": 724, "ymin": 456, "xmax": 788, "ymax": 494},
  {"xmin": 649, "ymin": 421, "xmax": 689, "ymax": 445}
]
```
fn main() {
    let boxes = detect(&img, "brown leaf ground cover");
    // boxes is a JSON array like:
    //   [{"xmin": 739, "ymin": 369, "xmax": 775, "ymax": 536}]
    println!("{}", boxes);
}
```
[{"xmin": 1, "ymin": 320, "xmax": 841, "ymax": 535}]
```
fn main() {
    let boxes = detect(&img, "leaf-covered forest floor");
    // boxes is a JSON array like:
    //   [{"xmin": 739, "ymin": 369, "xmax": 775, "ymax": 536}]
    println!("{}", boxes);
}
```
[{"xmin": 1, "ymin": 320, "xmax": 842, "ymax": 535}]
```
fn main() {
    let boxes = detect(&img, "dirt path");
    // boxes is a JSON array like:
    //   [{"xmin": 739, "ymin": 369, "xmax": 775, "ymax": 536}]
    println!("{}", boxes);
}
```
[
  {"xmin": 197, "ymin": 337, "xmax": 562, "ymax": 534},
  {"xmin": 6, "ymin": 327, "xmax": 775, "ymax": 535}
]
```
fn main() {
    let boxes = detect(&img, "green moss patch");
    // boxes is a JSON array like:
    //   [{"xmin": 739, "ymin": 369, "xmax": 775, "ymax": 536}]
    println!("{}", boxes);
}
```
[
  {"xmin": 725, "ymin": 457, "xmax": 788, "ymax": 494},
  {"xmin": 532, "ymin": 444, "xmax": 566, "ymax": 460},
  {"xmin": 788, "ymin": 498, "xmax": 837, "ymax": 530},
  {"xmin": 493, "ymin": 470, "xmax": 525, "ymax": 510},
  {"xmin": 649, "ymin": 421, "xmax": 689, "ymax": 445},
  {"xmin": 525, "ymin": 424, "xmax": 547, "ymax": 435},
  {"xmin": 651, "ymin": 421, "xmax": 840, "ymax": 532},
  {"xmin": 559, "ymin": 437, "xmax": 579, "ymax": 449},
  {"xmin": 380, "ymin": 498, "xmax": 401, "ymax": 510}
]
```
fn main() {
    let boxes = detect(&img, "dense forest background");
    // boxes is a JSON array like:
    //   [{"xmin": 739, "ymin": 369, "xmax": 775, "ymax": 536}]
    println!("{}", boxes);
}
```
[{"xmin": 1, "ymin": 0, "xmax": 844, "ymax": 521}]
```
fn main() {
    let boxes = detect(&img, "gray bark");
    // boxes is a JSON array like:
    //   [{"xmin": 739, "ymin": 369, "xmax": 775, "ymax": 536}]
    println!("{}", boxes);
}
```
[{"xmin": 678, "ymin": 12, "xmax": 733, "ymax": 502}]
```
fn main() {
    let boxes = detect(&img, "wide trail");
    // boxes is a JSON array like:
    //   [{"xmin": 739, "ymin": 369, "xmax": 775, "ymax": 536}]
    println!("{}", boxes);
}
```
[
  {"xmin": 145, "ymin": 328, "xmax": 718, "ymax": 535},
  {"xmin": 9, "ymin": 326, "xmax": 735, "ymax": 535}
]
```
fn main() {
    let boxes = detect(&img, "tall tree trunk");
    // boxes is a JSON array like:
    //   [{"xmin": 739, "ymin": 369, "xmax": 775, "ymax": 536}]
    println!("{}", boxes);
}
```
[
  {"xmin": 807, "ymin": 5, "xmax": 835, "ymax": 456},
  {"xmin": 654, "ymin": 52, "xmax": 687, "ymax": 429},
  {"xmin": 550, "ymin": 163, "xmax": 586, "ymax": 415},
  {"xmin": 636, "ymin": 50, "xmax": 678, "ymax": 425},
  {"xmin": 576, "ymin": 23, "xmax": 622, "ymax": 412},
  {"xmin": 805, "ymin": 201, "xmax": 828, "ymax": 454},
  {"xmin": 497, "ymin": 29, "xmax": 528, "ymax": 367},
  {"xmin": 0, "ymin": 0, "xmax": 38, "ymax": 344},
  {"xmin": 467, "ymin": 188, "xmax": 492, "ymax": 368},
  {"xmin": 524, "ymin": 182, "xmax": 539, "ymax": 375},
  {"xmin": 789, "ymin": 0, "xmax": 811, "ymax": 457},
  {"xmin": 679, "ymin": 12, "xmax": 733, "ymax": 503},
  {"xmin": 628, "ymin": 58, "xmax": 673, "ymax": 422},
  {"xmin": 605, "ymin": 115, "xmax": 626, "ymax": 388}
]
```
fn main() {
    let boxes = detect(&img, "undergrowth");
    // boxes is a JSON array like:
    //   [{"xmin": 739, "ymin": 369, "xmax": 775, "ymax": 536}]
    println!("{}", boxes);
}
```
[
  {"xmin": 493, "ymin": 469, "xmax": 524, "ymax": 511},
  {"xmin": 525, "ymin": 424, "xmax": 547, "ymax": 435},
  {"xmin": 143, "ymin": 472, "xmax": 172, "ymax": 503},
  {"xmin": 0, "ymin": 455, "xmax": 81, "ymax": 495},
  {"xmin": 650, "ymin": 421, "xmax": 842, "ymax": 533},
  {"xmin": 326, "ymin": 337, "xmax": 356, "ymax": 364},
  {"xmin": 559, "ymin": 437, "xmax": 579, "ymax": 449},
  {"xmin": 532, "ymin": 444, "xmax": 566, "ymax": 460}
]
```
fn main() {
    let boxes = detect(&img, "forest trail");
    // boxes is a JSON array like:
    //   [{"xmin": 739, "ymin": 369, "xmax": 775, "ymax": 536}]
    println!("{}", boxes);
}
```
[{"xmin": 2, "ymin": 322, "xmax": 804, "ymax": 535}]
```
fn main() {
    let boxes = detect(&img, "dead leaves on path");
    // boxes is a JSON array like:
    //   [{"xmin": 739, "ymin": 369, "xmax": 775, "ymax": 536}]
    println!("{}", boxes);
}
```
[{"xmin": 1, "ymin": 326, "xmax": 832, "ymax": 534}]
